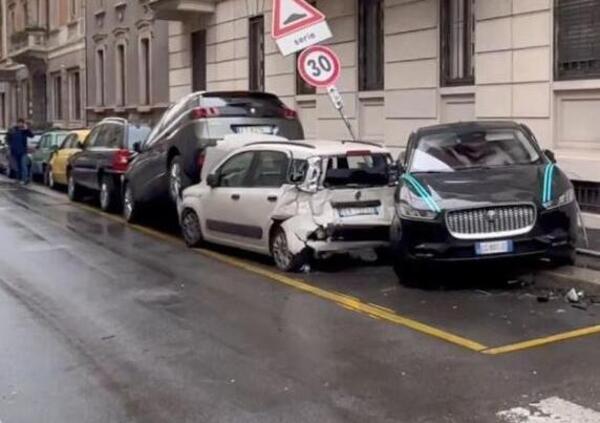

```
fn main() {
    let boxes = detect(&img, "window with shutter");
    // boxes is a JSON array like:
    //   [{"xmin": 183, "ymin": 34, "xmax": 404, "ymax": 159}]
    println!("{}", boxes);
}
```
[{"xmin": 555, "ymin": 0, "xmax": 600, "ymax": 80}]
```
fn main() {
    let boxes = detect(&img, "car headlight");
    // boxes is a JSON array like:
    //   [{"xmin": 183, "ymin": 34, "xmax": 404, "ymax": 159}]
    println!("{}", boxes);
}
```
[
  {"xmin": 544, "ymin": 188, "xmax": 575, "ymax": 209},
  {"xmin": 398, "ymin": 203, "xmax": 438, "ymax": 221}
]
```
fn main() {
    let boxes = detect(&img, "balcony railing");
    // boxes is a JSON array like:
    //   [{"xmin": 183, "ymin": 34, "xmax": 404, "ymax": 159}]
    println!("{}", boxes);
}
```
[{"xmin": 149, "ymin": 0, "xmax": 216, "ymax": 20}]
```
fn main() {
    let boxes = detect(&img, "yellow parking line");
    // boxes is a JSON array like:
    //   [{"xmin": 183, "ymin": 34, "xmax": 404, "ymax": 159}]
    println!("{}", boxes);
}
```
[
  {"xmin": 70, "ymin": 201, "xmax": 488, "ymax": 352},
  {"xmin": 482, "ymin": 325, "xmax": 600, "ymax": 355},
  {"xmin": 65, "ymin": 198, "xmax": 600, "ymax": 355}
]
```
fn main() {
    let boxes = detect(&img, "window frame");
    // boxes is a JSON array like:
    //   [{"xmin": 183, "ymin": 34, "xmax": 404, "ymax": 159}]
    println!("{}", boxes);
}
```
[
  {"xmin": 139, "ymin": 36, "xmax": 152, "ymax": 105},
  {"xmin": 248, "ymin": 15, "xmax": 265, "ymax": 92},
  {"xmin": 440, "ymin": 0, "xmax": 475, "ymax": 87},
  {"xmin": 115, "ymin": 42, "xmax": 127, "ymax": 107},
  {"xmin": 96, "ymin": 47, "xmax": 106, "ymax": 107},
  {"xmin": 358, "ymin": 0, "xmax": 384, "ymax": 92}
]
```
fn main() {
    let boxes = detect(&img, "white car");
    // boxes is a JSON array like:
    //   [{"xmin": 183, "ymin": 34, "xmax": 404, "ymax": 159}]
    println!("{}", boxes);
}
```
[{"xmin": 179, "ymin": 139, "xmax": 397, "ymax": 272}]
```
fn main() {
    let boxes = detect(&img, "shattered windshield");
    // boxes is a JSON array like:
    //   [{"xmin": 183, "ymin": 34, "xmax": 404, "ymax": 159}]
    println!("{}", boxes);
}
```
[
  {"xmin": 322, "ymin": 153, "xmax": 391, "ymax": 188},
  {"xmin": 409, "ymin": 128, "xmax": 541, "ymax": 173}
]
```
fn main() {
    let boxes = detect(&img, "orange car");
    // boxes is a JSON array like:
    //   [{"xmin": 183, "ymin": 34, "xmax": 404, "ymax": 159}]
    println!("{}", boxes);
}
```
[{"xmin": 47, "ymin": 129, "xmax": 90, "ymax": 188}]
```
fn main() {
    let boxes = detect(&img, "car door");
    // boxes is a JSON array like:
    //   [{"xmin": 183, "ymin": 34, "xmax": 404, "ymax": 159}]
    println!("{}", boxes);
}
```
[
  {"xmin": 200, "ymin": 151, "xmax": 258, "ymax": 249},
  {"xmin": 72, "ymin": 125, "xmax": 105, "ymax": 189},
  {"xmin": 31, "ymin": 134, "xmax": 49, "ymax": 175},
  {"xmin": 236, "ymin": 150, "xmax": 291, "ymax": 251},
  {"xmin": 52, "ymin": 135, "xmax": 75, "ymax": 183}
]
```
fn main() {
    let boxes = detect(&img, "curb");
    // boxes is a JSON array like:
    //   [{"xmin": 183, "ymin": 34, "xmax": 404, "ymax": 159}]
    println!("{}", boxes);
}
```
[{"xmin": 538, "ymin": 266, "xmax": 600, "ymax": 296}]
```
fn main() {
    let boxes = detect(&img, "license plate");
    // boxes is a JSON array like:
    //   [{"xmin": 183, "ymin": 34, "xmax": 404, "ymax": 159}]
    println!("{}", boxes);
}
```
[
  {"xmin": 233, "ymin": 125, "xmax": 275, "ymax": 135},
  {"xmin": 475, "ymin": 240, "xmax": 514, "ymax": 256},
  {"xmin": 337, "ymin": 207, "xmax": 379, "ymax": 218}
]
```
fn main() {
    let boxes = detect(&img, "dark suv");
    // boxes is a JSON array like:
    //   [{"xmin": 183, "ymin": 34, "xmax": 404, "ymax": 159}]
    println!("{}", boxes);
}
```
[
  {"xmin": 67, "ymin": 118, "xmax": 151, "ymax": 212},
  {"xmin": 122, "ymin": 91, "xmax": 304, "ymax": 222}
]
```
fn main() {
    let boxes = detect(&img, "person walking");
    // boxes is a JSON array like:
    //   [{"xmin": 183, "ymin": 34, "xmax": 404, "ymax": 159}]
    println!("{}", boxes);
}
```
[{"xmin": 7, "ymin": 119, "xmax": 34, "ymax": 185}]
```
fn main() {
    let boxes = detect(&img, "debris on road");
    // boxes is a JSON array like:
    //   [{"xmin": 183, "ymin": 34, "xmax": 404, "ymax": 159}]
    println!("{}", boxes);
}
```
[{"xmin": 566, "ymin": 288, "xmax": 584, "ymax": 303}]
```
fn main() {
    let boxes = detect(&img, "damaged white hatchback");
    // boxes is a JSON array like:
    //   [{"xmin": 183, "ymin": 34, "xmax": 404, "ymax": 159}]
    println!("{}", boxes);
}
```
[{"xmin": 179, "ymin": 139, "xmax": 397, "ymax": 272}]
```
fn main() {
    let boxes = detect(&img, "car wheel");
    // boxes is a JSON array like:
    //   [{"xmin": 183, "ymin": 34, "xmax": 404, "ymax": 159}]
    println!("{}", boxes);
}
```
[
  {"xmin": 270, "ymin": 227, "xmax": 308, "ymax": 272},
  {"xmin": 169, "ymin": 157, "xmax": 189, "ymax": 203},
  {"xmin": 393, "ymin": 258, "xmax": 421, "ymax": 287},
  {"xmin": 181, "ymin": 208, "xmax": 204, "ymax": 247},
  {"xmin": 44, "ymin": 165, "xmax": 54, "ymax": 188},
  {"xmin": 100, "ymin": 176, "xmax": 119, "ymax": 212},
  {"xmin": 123, "ymin": 184, "xmax": 140, "ymax": 223},
  {"xmin": 67, "ymin": 173, "xmax": 81, "ymax": 202}
]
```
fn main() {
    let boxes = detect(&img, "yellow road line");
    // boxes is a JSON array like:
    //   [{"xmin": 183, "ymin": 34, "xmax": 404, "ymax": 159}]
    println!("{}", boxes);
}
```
[
  {"xmin": 64, "ymin": 197, "xmax": 600, "ymax": 355},
  {"xmin": 482, "ymin": 325, "xmax": 600, "ymax": 355},
  {"xmin": 70, "ymin": 200, "xmax": 488, "ymax": 352}
]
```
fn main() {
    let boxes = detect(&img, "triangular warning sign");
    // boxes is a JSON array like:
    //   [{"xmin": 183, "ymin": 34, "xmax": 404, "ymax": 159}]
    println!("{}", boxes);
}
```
[{"xmin": 272, "ymin": 0, "xmax": 325, "ymax": 39}]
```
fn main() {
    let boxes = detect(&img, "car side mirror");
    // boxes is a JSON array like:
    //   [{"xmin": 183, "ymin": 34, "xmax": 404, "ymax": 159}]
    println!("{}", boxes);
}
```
[
  {"xmin": 544, "ymin": 149, "xmax": 556, "ymax": 164},
  {"xmin": 133, "ymin": 141, "xmax": 142, "ymax": 153},
  {"xmin": 206, "ymin": 173, "xmax": 218, "ymax": 188}
]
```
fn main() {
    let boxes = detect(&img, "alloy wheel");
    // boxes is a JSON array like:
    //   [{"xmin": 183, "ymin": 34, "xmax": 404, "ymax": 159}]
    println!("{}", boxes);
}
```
[
  {"xmin": 123, "ymin": 186, "xmax": 135, "ymax": 221},
  {"xmin": 100, "ymin": 182, "xmax": 110, "ymax": 210},
  {"xmin": 272, "ymin": 230, "xmax": 293, "ymax": 270},
  {"xmin": 169, "ymin": 162, "xmax": 182, "ymax": 202},
  {"xmin": 68, "ymin": 175, "xmax": 75, "ymax": 200},
  {"xmin": 182, "ymin": 210, "xmax": 202, "ymax": 247}
]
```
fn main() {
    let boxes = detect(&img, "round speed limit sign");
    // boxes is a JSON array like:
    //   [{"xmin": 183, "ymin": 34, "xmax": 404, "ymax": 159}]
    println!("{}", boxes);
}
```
[{"xmin": 298, "ymin": 45, "xmax": 341, "ymax": 88}]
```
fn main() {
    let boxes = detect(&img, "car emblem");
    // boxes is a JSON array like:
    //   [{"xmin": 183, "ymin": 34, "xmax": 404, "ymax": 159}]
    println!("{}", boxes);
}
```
[
  {"xmin": 487, "ymin": 210, "xmax": 498, "ymax": 224},
  {"xmin": 355, "ymin": 191, "xmax": 362, "ymax": 201},
  {"xmin": 250, "ymin": 107, "xmax": 257, "ymax": 115}
]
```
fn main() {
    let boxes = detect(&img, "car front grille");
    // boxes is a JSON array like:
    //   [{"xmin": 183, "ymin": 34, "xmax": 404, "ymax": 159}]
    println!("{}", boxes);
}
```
[{"xmin": 446, "ymin": 204, "xmax": 536, "ymax": 240}]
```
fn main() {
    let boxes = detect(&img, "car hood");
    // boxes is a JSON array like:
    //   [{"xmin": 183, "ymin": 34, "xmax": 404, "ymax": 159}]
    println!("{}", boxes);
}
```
[{"xmin": 401, "ymin": 164, "xmax": 570, "ymax": 210}]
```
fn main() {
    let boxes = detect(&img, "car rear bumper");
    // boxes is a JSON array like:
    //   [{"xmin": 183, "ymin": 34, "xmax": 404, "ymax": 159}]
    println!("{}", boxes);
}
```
[{"xmin": 307, "ymin": 224, "xmax": 390, "ymax": 253}]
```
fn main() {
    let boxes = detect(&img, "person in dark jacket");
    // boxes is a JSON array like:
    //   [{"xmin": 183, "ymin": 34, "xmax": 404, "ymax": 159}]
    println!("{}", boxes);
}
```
[{"xmin": 7, "ymin": 118, "xmax": 34, "ymax": 184}]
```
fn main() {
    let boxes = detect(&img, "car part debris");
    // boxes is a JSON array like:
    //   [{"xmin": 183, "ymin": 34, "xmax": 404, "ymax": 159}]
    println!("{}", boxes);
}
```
[{"xmin": 565, "ymin": 288, "xmax": 584, "ymax": 303}]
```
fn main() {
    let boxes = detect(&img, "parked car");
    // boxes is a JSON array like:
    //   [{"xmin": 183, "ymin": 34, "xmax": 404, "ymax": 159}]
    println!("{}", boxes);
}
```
[
  {"xmin": 67, "ymin": 118, "xmax": 151, "ymax": 212},
  {"xmin": 123, "ymin": 91, "xmax": 305, "ymax": 217},
  {"xmin": 46, "ymin": 129, "xmax": 90, "ymax": 188},
  {"xmin": 390, "ymin": 121, "xmax": 578, "ymax": 283},
  {"xmin": 30, "ymin": 130, "xmax": 69, "ymax": 181},
  {"xmin": 179, "ymin": 139, "xmax": 397, "ymax": 272}
]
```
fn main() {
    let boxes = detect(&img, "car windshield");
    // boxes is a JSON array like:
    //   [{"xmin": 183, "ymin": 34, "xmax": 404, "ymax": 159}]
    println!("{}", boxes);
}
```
[
  {"xmin": 201, "ymin": 93, "xmax": 289, "ymax": 118},
  {"xmin": 408, "ymin": 128, "xmax": 541, "ymax": 173},
  {"xmin": 322, "ymin": 153, "xmax": 391, "ymax": 188}
]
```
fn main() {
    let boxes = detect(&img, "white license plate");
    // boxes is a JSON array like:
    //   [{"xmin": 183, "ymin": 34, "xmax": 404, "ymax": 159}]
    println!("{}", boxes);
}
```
[
  {"xmin": 234, "ymin": 126, "xmax": 274, "ymax": 134},
  {"xmin": 475, "ymin": 240, "xmax": 514, "ymax": 256},
  {"xmin": 337, "ymin": 207, "xmax": 379, "ymax": 218}
]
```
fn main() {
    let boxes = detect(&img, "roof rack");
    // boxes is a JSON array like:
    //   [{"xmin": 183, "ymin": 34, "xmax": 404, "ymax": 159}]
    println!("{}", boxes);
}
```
[
  {"xmin": 245, "ymin": 141, "xmax": 316, "ymax": 149},
  {"xmin": 340, "ymin": 139, "xmax": 384, "ymax": 148}
]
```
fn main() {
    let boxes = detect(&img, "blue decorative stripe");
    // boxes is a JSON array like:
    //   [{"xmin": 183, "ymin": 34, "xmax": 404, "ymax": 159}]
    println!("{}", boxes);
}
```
[
  {"xmin": 542, "ymin": 164, "xmax": 556, "ymax": 204},
  {"xmin": 402, "ymin": 174, "xmax": 441, "ymax": 213}
]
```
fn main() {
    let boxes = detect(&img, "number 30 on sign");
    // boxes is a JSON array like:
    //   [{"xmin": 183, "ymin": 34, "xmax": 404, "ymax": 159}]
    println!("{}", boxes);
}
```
[{"xmin": 297, "ymin": 45, "xmax": 341, "ymax": 88}]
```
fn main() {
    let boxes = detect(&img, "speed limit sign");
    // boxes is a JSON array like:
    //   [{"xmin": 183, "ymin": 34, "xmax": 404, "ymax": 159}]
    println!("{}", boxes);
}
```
[{"xmin": 298, "ymin": 45, "xmax": 341, "ymax": 88}]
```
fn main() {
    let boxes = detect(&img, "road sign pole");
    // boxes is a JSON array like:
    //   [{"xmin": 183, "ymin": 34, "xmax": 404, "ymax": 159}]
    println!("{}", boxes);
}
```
[{"xmin": 327, "ymin": 86, "xmax": 356, "ymax": 142}]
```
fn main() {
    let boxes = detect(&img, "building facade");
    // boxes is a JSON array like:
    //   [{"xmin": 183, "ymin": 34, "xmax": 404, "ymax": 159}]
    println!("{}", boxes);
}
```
[
  {"xmin": 152, "ymin": 0, "xmax": 600, "ymax": 219},
  {"xmin": 85, "ymin": 0, "xmax": 170, "ymax": 125},
  {"xmin": 0, "ymin": 0, "xmax": 86, "ymax": 129}
]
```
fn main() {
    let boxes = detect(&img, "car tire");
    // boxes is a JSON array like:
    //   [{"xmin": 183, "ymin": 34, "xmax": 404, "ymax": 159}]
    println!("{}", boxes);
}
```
[
  {"xmin": 181, "ymin": 208, "xmax": 204, "ymax": 248},
  {"xmin": 67, "ymin": 173, "xmax": 81, "ymax": 202},
  {"xmin": 168, "ymin": 156, "xmax": 190, "ymax": 204},
  {"xmin": 123, "ymin": 183, "xmax": 140, "ymax": 223},
  {"xmin": 100, "ymin": 176, "xmax": 120, "ymax": 213},
  {"xmin": 270, "ymin": 226, "xmax": 308, "ymax": 272},
  {"xmin": 393, "ymin": 258, "xmax": 421, "ymax": 287},
  {"xmin": 44, "ymin": 165, "xmax": 54, "ymax": 188}
]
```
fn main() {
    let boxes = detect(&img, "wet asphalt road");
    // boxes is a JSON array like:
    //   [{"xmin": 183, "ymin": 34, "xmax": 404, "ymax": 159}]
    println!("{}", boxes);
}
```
[{"xmin": 1, "ymin": 178, "xmax": 600, "ymax": 423}]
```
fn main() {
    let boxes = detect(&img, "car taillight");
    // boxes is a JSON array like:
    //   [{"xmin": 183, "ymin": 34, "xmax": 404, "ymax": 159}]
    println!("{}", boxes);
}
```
[
  {"xmin": 190, "ymin": 107, "xmax": 221, "ymax": 119},
  {"xmin": 282, "ymin": 107, "xmax": 298, "ymax": 120},
  {"xmin": 112, "ymin": 149, "xmax": 131, "ymax": 172}
]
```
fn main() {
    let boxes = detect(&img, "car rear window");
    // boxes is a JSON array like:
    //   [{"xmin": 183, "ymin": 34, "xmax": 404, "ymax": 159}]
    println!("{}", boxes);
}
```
[
  {"xmin": 323, "ymin": 153, "xmax": 392, "ymax": 188},
  {"xmin": 200, "ymin": 93, "xmax": 289, "ymax": 118},
  {"xmin": 127, "ymin": 125, "xmax": 151, "ymax": 149}
]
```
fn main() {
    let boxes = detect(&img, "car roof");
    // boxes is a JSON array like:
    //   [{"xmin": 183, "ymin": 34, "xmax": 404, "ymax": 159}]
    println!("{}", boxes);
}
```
[
  {"xmin": 68, "ymin": 129, "xmax": 90, "ymax": 139},
  {"xmin": 414, "ymin": 121, "xmax": 524, "ymax": 138}
]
